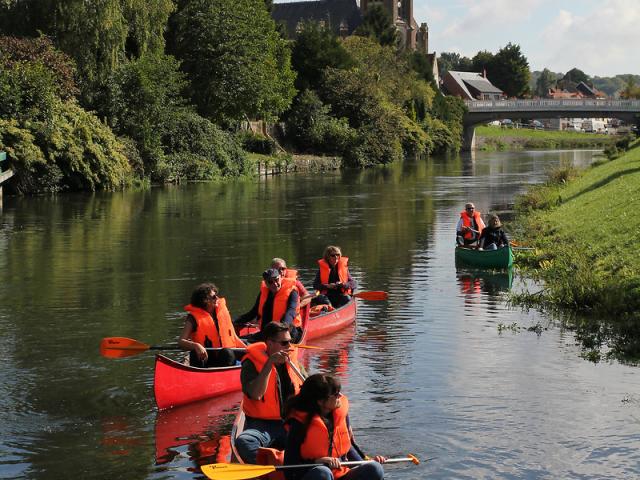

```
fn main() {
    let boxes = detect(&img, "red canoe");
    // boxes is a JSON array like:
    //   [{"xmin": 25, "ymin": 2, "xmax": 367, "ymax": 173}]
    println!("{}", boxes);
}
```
[{"xmin": 154, "ymin": 299, "xmax": 357, "ymax": 410}]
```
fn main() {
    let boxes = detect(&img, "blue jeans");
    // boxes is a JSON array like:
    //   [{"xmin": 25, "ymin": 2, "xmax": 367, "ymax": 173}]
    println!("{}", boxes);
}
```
[
  {"xmin": 300, "ymin": 462, "xmax": 384, "ymax": 480},
  {"xmin": 234, "ymin": 418, "xmax": 286, "ymax": 464}
]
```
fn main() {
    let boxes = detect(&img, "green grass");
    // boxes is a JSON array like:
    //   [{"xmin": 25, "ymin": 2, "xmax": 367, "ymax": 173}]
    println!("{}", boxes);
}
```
[
  {"xmin": 476, "ymin": 125, "xmax": 615, "ymax": 150},
  {"xmin": 513, "ymin": 139, "xmax": 640, "ymax": 361}
]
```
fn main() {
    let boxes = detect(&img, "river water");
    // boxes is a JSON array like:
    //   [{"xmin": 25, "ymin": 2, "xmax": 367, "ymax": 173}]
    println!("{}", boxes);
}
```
[{"xmin": 1, "ymin": 150, "xmax": 639, "ymax": 480}]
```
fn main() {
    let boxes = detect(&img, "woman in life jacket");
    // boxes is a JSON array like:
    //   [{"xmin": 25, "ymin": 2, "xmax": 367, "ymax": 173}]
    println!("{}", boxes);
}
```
[
  {"xmin": 284, "ymin": 374, "xmax": 386, "ymax": 480},
  {"xmin": 312, "ymin": 246, "xmax": 357, "ymax": 309},
  {"xmin": 178, "ymin": 283, "xmax": 246, "ymax": 367}
]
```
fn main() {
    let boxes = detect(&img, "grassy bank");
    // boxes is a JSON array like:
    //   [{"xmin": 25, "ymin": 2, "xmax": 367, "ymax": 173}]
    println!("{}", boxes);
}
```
[
  {"xmin": 513, "ymin": 139, "xmax": 640, "ymax": 361},
  {"xmin": 476, "ymin": 125, "xmax": 615, "ymax": 150}
]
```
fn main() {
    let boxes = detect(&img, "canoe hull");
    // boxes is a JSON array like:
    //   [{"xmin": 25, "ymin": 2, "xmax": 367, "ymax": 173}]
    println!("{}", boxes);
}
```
[
  {"xmin": 154, "ymin": 300, "xmax": 356, "ymax": 410},
  {"xmin": 455, "ymin": 245, "xmax": 513, "ymax": 269}
]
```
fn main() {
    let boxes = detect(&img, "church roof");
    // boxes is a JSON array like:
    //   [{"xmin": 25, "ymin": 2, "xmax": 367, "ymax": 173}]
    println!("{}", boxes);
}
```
[{"xmin": 272, "ymin": 0, "xmax": 363, "ymax": 38}]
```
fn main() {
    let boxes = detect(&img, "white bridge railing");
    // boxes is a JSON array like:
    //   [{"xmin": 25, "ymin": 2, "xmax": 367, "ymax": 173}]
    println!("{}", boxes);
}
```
[{"xmin": 465, "ymin": 99, "xmax": 640, "ymax": 112}]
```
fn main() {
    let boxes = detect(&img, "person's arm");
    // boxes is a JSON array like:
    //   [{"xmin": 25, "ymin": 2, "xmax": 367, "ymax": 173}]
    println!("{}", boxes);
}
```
[
  {"xmin": 242, "ymin": 348, "xmax": 292, "ymax": 400},
  {"xmin": 178, "ymin": 315, "xmax": 208, "ymax": 362},
  {"xmin": 281, "ymin": 290, "xmax": 299, "ymax": 326},
  {"xmin": 456, "ymin": 217, "xmax": 465, "ymax": 234},
  {"xmin": 312, "ymin": 270, "xmax": 324, "ymax": 291},
  {"xmin": 234, "ymin": 293, "xmax": 260, "ymax": 326},
  {"xmin": 500, "ymin": 230, "xmax": 510, "ymax": 247},
  {"xmin": 295, "ymin": 279, "xmax": 309, "ymax": 298},
  {"xmin": 342, "ymin": 270, "xmax": 357, "ymax": 292}
]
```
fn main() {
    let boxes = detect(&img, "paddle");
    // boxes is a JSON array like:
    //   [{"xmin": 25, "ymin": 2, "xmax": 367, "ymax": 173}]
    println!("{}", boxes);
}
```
[
  {"xmin": 352, "ymin": 291, "xmax": 388, "ymax": 301},
  {"xmin": 100, "ymin": 337, "xmax": 320, "ymax": 359},
  {"xmin": 201, "ymin": 454, "xmax": 420, "ymax": 480}
]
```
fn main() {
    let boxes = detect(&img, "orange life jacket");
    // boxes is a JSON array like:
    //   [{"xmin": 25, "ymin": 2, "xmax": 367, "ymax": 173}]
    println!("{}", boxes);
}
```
[
  {"xmin": 284, "ymin": 268, "xmax": 298, "ymax": 280},
  {"xmin": 184, "ymin": 299, "xmax": 245, "ymax": 348},
  {"xmin": 460, "ymin": 210, "xmax": 483, "ymax": 241},
  {"xmin": 289, "ymin": 396, "xmax": 352, "ymax": 478},
  {"xmin": 257, "ymin": 278, "xmax": 301, "ymax": 328},
  {"xmin": 318, "ymin": 257, "xmax": 351, "ymax": 295},
  {"xmin": 242, "ymin": 342, "xmax": 303, "ymax": 420}
]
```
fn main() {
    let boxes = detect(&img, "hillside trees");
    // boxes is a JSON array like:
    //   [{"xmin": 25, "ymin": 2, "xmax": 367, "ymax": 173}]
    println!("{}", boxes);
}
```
[
  {"xmin": 167, "ymin": 0, "xmax": 296, "ymax": 125},
  {"xmin": 535, "ymin": 68, "xmax": 558, "ymax": 97}
]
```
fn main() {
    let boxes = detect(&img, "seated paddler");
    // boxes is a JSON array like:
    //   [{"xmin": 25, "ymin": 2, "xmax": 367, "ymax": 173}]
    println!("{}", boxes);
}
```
[
  {"xmin": 271, "ymin": 257, "xmax": 314, "ymax": 306},
  {"xmin": 312, "ymin": 246, "xmax": 357, "ymax": 309},
  {"xmin": 284, "ymin": 373, "xmax": 386, "ymax": 480},
  {"xmin": 178, "ymin": 283, "xmax": 246, "ymax": 368},
  {"xmin": 235, "ymin": 268, "xmax": 303, "ymax": 343},
  {"xmin": 234, "ymin": 322, "xmax": 305, "ymax": 464}
]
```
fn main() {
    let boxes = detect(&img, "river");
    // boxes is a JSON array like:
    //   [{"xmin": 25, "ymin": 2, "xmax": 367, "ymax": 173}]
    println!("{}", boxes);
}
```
[{"xmin": 1, "ymin": 149, "xmax": 639, "ymax": 480}]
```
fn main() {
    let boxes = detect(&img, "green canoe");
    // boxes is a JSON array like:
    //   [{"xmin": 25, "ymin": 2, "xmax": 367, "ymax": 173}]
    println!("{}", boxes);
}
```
[{"xmin": 455, "ymin": 245, "xmax": 514, "ymax": 269}]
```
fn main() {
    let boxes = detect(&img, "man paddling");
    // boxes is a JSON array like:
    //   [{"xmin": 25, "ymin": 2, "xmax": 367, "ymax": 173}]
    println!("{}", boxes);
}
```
[
  {"xmin": 178, "ymin": 283, "xmax": 246, "ymax": 367},
  {"xmin": 271, "ymin": 257, "xmax": 315, "ymax": 306},
  {"xmin": 235, "ymin": 268, "xmax": 303, "ymax": 343},
  {"xmin": 234, "ymin": 322, "xmax": 304, "ymax": 464}
]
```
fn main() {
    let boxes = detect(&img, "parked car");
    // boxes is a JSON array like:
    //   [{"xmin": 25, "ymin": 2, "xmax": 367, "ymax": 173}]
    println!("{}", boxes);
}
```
[
  {"xmin": 530, "ymin": 120, "xmax": 543, "ymax": 129},
  {"xmin": 500, "ymin": 119, "xmax": 513, "ymax": 128}
]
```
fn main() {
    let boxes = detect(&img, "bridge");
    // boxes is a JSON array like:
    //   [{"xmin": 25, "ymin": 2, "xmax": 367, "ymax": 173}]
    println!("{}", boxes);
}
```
[{"xmin": 462, "ymin": 99, "xmax": 640, "ymax": 150}]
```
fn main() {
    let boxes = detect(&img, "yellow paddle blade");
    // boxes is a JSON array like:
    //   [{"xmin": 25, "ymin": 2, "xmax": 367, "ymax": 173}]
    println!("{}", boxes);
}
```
[{"xmin": 201, "ymin": 463, "xmax": 276, "ymax": 480}]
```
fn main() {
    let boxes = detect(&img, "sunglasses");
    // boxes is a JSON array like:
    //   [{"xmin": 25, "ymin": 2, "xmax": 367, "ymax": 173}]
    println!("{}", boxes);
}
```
[
  {"xmin": 328, "ymin": 390, "xmax": 342, "ymax": 398},
  {"xmin": 330, "ymin": 253, "xmax": 341, "ymax": 258}
]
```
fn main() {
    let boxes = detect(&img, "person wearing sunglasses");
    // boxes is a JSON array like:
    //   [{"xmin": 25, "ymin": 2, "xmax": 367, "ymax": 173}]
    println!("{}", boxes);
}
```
[
  {"xmin": 284, "ymin": 374, "xmax": 386, "ymax": 480},
  {"xmin": 313, "ymin": 246, "xmax": 357, "ymax": 309},
  {"xmin": 235, "ymin": 268, "xmax": 303, "ymax": 343},
  {"xmin": 235, "ymin": 322, "xmax": 305, "ymax": 464},
  {"xmin": 271, "ymin": 258, "xmax": 315, "ymax": 305},
  {"xmin": 456, "ymin": 202, "xmax": 485, "ymax": 247},
  {"xmin": 178, "ymin": 283, "xmax": 246, "ymax": 367}
]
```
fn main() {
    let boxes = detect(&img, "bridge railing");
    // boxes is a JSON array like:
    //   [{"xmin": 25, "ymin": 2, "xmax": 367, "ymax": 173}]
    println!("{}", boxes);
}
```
[{"xmin": 465, "ymin": 99, "xmax": 640, "ymax": 111}]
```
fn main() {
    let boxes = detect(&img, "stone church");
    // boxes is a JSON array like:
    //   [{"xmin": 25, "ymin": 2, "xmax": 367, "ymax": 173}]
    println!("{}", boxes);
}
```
[{"xmin": 272, "ymin": 0, "xmax": 430, "ymax": 52}]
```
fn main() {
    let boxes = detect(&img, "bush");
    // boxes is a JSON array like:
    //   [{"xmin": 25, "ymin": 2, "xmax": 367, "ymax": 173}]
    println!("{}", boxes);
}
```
[
  {"xmin": 0, "ymin": 101, "xmax": 133, "ymax": 193},
  {"xmin": 285, "ymin": 90, "xmax": 356, "ymax": 155},
  {"xmin": 158, "ymin": 110, "xmax": 248, "ymax": 181},
  {"xmin": 236, "ymin": 130, "xmax": 276, "ymax": 155}
]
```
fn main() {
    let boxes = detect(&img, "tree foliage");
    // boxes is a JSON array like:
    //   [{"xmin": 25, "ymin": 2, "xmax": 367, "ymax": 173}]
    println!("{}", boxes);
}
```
[
  {"xmin": 354, "ymin": 3, "xmax": 398, "ymax": 47},
  {"xmin": 168, "ymin": 0, "xmax": 296, "ymax": 124},
  {"xmin": 437, "ymin": 52, "xmax": 473, "ymax": 76},
  {"xmin": 488, "ymin": 43, "xmax": 530, "ymax": 98},
  {"xmin": 562, "ymin": 67, "xmax": 590, "ymax": 85},
  {"xmin": 535, "ymin": 68, "xmax": 558, "ymax": 97},
  {"xmin": 290, "ymin": 22, "xmax": 354, "ymax": 91}
]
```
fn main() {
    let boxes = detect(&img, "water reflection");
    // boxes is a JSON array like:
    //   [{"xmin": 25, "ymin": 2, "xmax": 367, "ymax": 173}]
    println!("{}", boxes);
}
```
[{"xmin": 2, "ymin": 150, "xmax": 639, "ymax": 480}]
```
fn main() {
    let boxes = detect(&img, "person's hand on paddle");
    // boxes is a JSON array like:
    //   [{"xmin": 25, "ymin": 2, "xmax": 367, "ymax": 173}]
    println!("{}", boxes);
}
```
[
  {"xmin": 267, "ymin": 347, "xmax": 292, "ymax": 366},
  {"xmin": 317, "ymin": 457, "xmax": 342, "ymax": 469},
  {"xmin": 372, "ymin": 455, "xmax": 387, "ymax": 464}
]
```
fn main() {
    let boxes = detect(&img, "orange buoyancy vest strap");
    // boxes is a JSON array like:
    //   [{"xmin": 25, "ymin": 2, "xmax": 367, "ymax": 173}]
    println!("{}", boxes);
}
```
[
  {"xmin": 242, "ymin": 342, "xmax": 303, "ymax": 420},
  {"xmin": 317, "ymin": 257, "xmax": 351, "ymax": 295},
  {"xmin": 257, "ymin": 278, "xmax": 302, "ymax": 328},
  {"xmin": 285, "ymin": 269, "xmax": 298, "ymax": 280},
  {"xmin": 185, "ymin": 299, "xmax": 245, "ymax": 349},
  {"xmin": 290, "ymin": 396, "xmax": 352, "ymax": 478},
  {"xmin": 460, "ymin": 210, "xmax": 483, "ymax": 240}
]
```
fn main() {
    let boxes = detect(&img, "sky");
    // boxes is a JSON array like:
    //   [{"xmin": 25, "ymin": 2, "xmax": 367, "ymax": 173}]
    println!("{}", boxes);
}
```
[{"xmin": 414, "ymin": 0, "xmax": 640, "ymax": 77}]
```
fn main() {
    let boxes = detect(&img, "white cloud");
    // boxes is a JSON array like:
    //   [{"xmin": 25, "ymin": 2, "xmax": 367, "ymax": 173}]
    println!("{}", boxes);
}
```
[{"xmin": 536, "ymin": 0, "xmax": 640, "ymax": 75}]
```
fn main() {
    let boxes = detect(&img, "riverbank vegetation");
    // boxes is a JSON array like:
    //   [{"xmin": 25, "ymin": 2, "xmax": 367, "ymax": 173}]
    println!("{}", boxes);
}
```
[
  {"xmin": 0, "ymin": 1, "xmax": 461, "ymax": 194},
  {"xmin": 512, "ymin": 138, "xmax": 640, "ymax": 362},
  {"xmin": 476, "ymin": 125, "xmax": 615, "ymax": 151}
]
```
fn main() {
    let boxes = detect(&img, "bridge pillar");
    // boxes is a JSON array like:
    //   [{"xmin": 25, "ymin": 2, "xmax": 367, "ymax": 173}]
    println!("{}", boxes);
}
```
[{"xmin": 462, "ymin": 125, "xmax": 476, "ymax": 151}]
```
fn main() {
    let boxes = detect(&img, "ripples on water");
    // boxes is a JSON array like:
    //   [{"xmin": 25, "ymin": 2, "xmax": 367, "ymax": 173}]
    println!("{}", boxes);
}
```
[{"xmin": 1, "ymin": 151, "xmax": 639, "ymax": 479}]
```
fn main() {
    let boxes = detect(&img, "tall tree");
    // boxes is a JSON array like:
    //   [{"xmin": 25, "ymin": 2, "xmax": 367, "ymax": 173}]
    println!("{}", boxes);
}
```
[
  {"xmin": 535, "ymin": 68, "xmax": 557, "ymax": 97},
  {"xmin": 168, "ymin": 0, "xmax": 296, "ymax": 124},
  {"xmin": 488, "ymin": 42, "xmax": 530, "ymax": 98},
  {"xmin": 354, "ymin": 3, "xmax": 398, "ymax": 47},
  {"xmin": 291, "ymin": 22, "xmax": 354, "ymax": 92},
  {"xmin": 620, "ymin": 77, "xmax": 640, "ymax": 99}
]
